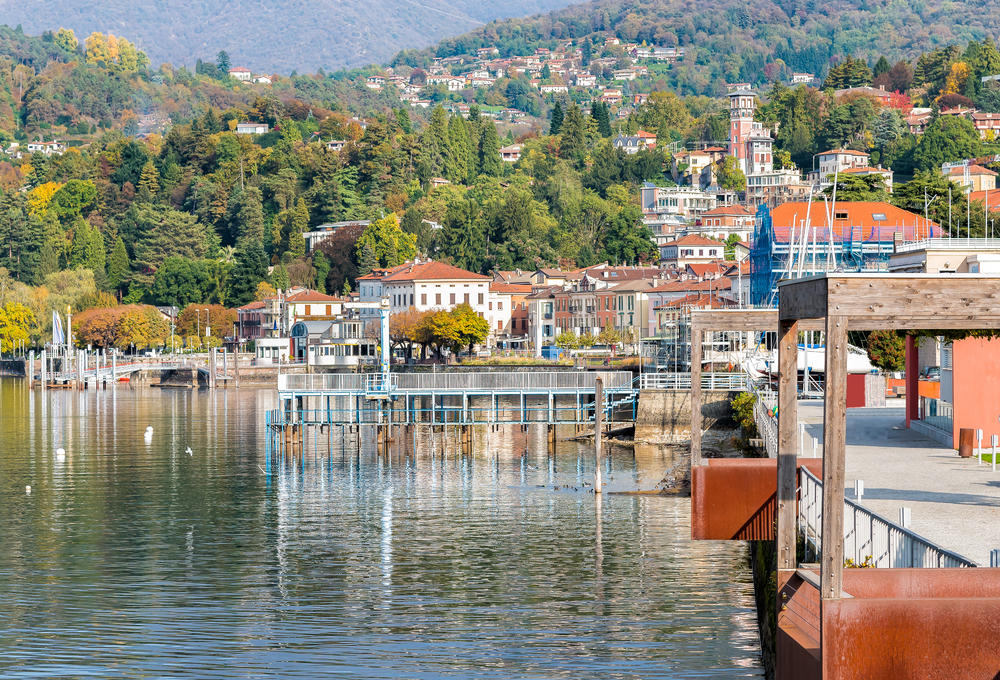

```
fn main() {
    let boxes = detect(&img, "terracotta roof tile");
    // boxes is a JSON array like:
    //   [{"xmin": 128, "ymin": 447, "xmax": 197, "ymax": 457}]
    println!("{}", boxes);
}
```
[{"xmin": 381, "ymin": 260, "xmax": 490, "ymax": 282}]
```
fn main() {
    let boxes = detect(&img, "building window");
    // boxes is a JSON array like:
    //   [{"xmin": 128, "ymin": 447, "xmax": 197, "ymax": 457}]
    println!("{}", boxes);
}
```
[
  {"xmin": 436, "ymin": 293, "xmax": 441, "ymax": 305},
  {"xmin": 450, "ymin": 293, "xmax": 456, "ymax": 305},
  {"xmin": 478, "ymin": 293, "xmax": 484, "ymax": 305},
  {"xmin": 421, "ymin": 294, "xmax": 427, "ymax": 305},
  {"xmin": 410, "ymin": 294, "xmax": 414, "ymax": 306},
  {"xmin": 464, "ymin": 293, "xmax": 470, "ymax": 304},
  {"xmin": 305, "ymin": 305, "xmax": 311, "ymax": 315}
]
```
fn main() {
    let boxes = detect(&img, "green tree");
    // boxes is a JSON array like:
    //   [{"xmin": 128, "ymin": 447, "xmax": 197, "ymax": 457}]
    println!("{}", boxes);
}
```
[
  {"xmin": 450, "ymin": 302, "xmax": 490, "ymax": 353},
  {"xmin": 107, "ymin": 235, "xmax": 129, "ymax": 293},
  {"xmin": 131, "ymin": 205, "xmax": 211, "ymax": 287},
  {"xmin": 54, "ymin": 28, "xmax": 78, "ymax": 52},
  {"xmin": 312, "ymin": 250, "xmax": 330, "ymax": 294},
  {"xmin": 559, "ymin": 103, "xmax": 587, "ymax": 160},
  {"xmin": 822, "ymin": 174, "xmax": 891, "ymax": 202},
  {"xmin": 592, "ymin": 100, "xmax": 613, "ymax": 137},
  {"xmin": 137, "ymin": 161, "xmax": 160, "ymax": 202},
  {"xmin": 69, "ymin": 219, "xmax": 106, "ymax": 274},
  {"xmin": 913, "ymin": 116, "xmax": 982, "ymax": 170},
  {"xmin": 0, "ymin": 302, "xmax": 37, "ymax": 352},
  {"xmin": 549, "ymin": 101, "xmax": 564, "ymax": 134},
  {"xmin": 556, "ymin": 330, "xmax": 580, "ymax": 349},
  {"xmin": 227, "ymin": 242, "xmax": 269, "ymax": 306},
  {"xmin": 716, "ymin": 156, "xmax": 747, "ymax": 192},
  {"xmin": 150, "ymin": 257, "xmax": 209, "ymax": 307},
  {"xmin": 822, "ymin": 55, "xmax": 873, "ymax": 89},
  {"xmin": 216, "ymin": 50, "xmax": 231, "ymax": 75},
  {"xmin": 478, "ymin": 122, "xmax": 502, "ymax": 177},
  {"xmin": 354, "ymin": 213, "xmax": 417, "ymax": 269},
  {"xmin": 866, "ymin": 330, "xmax": 905, "ymax": 372}
]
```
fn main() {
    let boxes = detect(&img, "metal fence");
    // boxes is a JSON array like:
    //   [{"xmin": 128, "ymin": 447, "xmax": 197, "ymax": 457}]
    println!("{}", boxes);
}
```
[
  {"xmin": 278, "ymin": 371, "xmax": 633, "ymax": 394},
  {"xmin": 638, "ymin": 372, "xmax": 750, "ymax": 391},
  {"xmin": 799, "ymin": 466, "xmax": 975, "ymax": 568},
  {"xmin": 753, "ymin": 396, "xmax": 778, "ymax": 458}
]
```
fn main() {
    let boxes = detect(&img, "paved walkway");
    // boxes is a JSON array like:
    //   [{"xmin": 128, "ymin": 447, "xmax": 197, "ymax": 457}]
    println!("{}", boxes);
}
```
[{"xmin": 797, "ymin": 400, "xmax": 1000, "ymax": 566}]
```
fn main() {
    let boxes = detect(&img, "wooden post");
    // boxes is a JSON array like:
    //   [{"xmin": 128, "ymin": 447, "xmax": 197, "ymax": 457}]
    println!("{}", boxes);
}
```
[
  {"xmin": 27, "ymin": 350, "xmax": 33, "ymax": 388},
  {"xmin": 776, "ymin": 318, "xmax": 799, "ymax": 572},
  {"xmin": 223, "ymin": 349, "xmax": 228, "ymax": 388},
  {"xmin": 234, "ymin": 349, "xmax": 241, "ymax": 388},
  {"xmin": 904, "ymin": 334, "xmax": 917, "ymax": 428},
  {"xmin": 821, "ymin": 315, "xmax": 847, "ymax": 601},
  {"xmin": 594, "ymin": 377, "xmax": 603, "ymax": 494},
  {"xmin": 690, "ymin": 324, "xmax": 703, "ymax": 467},
  {"xmin": 111, "ymin": 350, "xmax": 116, "ymax": 384},
  {"xmin": 210, "ymin": 348, "xmax": 217, "ymax": 389}
]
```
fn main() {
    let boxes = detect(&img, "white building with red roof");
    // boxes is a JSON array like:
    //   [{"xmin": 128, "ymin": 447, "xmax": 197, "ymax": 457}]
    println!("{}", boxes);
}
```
[
  {"xmin": 357, "ymin": 259, "xmax": 492, "ymax": 318},
  {"xmin": 658, "ymin": 235, "xmax": 726, "ymax": 266}
]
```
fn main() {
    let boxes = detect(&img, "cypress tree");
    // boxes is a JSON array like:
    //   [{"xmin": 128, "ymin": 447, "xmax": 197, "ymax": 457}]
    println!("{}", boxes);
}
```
[
  {"xmin": 549, "ymin": 101, "xmax": 564, "ymax": 135},
  {"xmin": 107, "ymin": 235, "xmax": 129, "ymax": 292},
  {"xmin": 478, "ymin": 122, "xmax": 502, "ymax": 177}
]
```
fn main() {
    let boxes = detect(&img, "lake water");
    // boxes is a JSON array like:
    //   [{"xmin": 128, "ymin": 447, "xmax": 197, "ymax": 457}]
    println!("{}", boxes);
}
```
[{"xmin": 0, "ymin": 379, "xmax": 761, "ymax": 678}]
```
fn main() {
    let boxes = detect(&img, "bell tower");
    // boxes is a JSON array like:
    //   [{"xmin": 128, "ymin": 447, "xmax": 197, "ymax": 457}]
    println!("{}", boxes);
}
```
[{"xmin": 728, "ymin": 88, "xmax": 755, "ymax": 171}]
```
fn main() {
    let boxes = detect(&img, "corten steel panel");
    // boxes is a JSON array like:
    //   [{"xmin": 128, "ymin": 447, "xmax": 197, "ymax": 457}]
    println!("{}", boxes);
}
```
[
  {"xmin": 690, "ymin": 459, "xmax": 822, "ymax": 540},
  {"xmin": 845, "ymin": 374, "xmax": 866, "ymax": 409},
  {"xmin": 776, "ymin": 570, "xmax": 821, "ymax": 680}
]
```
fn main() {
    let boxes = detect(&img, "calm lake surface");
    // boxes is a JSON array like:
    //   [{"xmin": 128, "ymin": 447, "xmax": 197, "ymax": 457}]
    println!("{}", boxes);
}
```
[{"xmin": 0, "ymin": 379, "xmax": 761, "ymax": 678}]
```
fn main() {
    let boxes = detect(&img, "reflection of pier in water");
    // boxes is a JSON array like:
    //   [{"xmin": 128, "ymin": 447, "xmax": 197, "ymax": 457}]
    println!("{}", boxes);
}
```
[{"xmin": 266, "ymin": 371, "xmax": 638, "ymax": 461}]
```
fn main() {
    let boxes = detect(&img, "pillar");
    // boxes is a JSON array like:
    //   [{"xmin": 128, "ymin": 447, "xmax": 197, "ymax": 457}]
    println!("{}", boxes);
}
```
[
  {"xmin": 820, "ymin": 315, "xmax": 848, "ymax": 602},
  {"xmin": 594, "ymin": 378, "xmax": 603, "ymax": 494},
  {"xmin": 776, "ymin": 319, "xmax": 799, "ymax": 574},
  {"xmin": 905, "ymin": 333, "xmax": 918, "ymax": 428},
  {"xmin": 690, "ymin": 325, "xmax": 703, "ymax": 467}
]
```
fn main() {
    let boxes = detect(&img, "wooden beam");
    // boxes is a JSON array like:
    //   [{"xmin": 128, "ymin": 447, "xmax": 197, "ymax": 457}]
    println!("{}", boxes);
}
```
[
  {"xmin": 820, "ymin": 314, "xmax": 847, "ymax": 602},
  {"xmin": 690, "ymin": 325, "xmax": 703, "ymax": 468},
  {"xmin": 778, "ymin": 276, "xmax": 828, "ymax": 321},
  {"xmin": 776, "ymin": 318, "xmax": 799, "ymax": 572}
]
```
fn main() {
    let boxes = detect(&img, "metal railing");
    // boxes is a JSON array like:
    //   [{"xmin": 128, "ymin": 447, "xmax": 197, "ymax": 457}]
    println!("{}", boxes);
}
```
[
  {"xmin": 278, "ymin": 370, "xmax": 633, "ymax": 394},
  {"xmin": 798, "ymin": 467, "xmax": 975, "ymax": 568},
  {"xmin": 893, "ymin": 237, "xmax": 1000, "ymax": 254},
  {"xmin": 638, "ymin": 371, "xmax": 750, "ymax": 390},
  {"xmin": 753, "ymin": 396, "xmax": 778, "ymax": 458}
]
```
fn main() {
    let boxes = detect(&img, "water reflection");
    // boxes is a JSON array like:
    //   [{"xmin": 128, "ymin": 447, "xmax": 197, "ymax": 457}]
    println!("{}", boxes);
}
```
[{"xmin": 0, "ymin": 379, "xmax": 760, "ymax": 678}]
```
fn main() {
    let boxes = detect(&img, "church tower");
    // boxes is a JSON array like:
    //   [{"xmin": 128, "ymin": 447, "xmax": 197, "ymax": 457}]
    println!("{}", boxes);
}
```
[{"xmin": 728, "ymin": 88, "xmax": 755, "ymax": 172}]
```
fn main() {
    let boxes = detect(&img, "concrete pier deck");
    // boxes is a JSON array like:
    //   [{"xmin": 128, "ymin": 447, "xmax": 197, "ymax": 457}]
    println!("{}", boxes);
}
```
[{"xmin": 797, "ymin": 400, "xmax": 1000, "ymax": 566}]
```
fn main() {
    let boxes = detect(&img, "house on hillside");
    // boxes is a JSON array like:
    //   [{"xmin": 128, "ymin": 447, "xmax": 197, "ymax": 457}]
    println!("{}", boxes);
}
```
[
  {"xmin": 236, "ymin": 122, "xmax": 269, "ymax": 135},
  {"xmin": 228, "ymin": 67, "xmax": 252, "ymax": 82}
]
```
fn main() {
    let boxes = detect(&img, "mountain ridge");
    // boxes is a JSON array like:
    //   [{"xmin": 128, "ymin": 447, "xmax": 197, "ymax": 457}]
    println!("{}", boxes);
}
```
[{"xmin": 0, "ymin": 0, "xmax": 578, "ymax": 73}]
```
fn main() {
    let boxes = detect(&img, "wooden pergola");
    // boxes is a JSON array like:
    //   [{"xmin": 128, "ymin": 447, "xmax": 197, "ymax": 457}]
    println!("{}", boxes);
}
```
[
  {"xmin": 777, "ymin": 274, "xmax": 1000, "ymax": 598},
  {"xmin": 690, "ymin": 277, "xmax": 1000, "ymax": 678}
]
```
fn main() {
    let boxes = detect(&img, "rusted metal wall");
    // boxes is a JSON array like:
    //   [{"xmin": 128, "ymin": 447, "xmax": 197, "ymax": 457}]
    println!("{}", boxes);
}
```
[
  {"xmin": 690, "ymin": 459, "xmax": 822, "ymax": 540},
  {"xmin": 776, "ymin": 569, "xmax": 1000, "ymax": 679}
]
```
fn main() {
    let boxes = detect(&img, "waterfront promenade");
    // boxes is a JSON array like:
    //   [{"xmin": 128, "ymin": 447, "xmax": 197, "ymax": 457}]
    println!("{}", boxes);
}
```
[{"xmin": 797, "ymin": 401, "xmax": 1000, "ymax": 566}]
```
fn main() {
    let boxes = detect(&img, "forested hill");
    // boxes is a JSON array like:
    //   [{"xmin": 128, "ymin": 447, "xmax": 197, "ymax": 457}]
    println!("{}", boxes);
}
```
[
  {"xmin": 404, "ymin": 0, "xmax": 1000, "ymax": 94},
  {"xmin": 0, "ymin": 0, "xmax": 577, "ymax": 72}
]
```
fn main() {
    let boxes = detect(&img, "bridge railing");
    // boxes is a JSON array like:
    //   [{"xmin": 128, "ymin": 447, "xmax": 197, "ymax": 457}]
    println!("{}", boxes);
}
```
[
  {"xmin": 638, "ymin": 372, "xmax": 750, "ymax": 391},
  {"xmin": 799, "ymin": 466, "xmax": 975, "ymax": 568},
  {"xmin": 279, "ymin": 371, "xmax": 633, "ymax": 394}
]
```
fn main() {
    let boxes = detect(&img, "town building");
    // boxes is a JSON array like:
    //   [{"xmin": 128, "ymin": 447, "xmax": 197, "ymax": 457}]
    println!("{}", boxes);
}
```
[
  {"xmin": 659, "ymin": 235, "xmax": 726, "ymax": 267},
  {"xmin": 809, "ymin": 149, "xmax": 872, "ymax": 183},
  {"xmin": 640, "ymin": 184, "xmax": 719, "ymax": 220},
  {"xmin": 750, "ymin": 201, "xmax": 941, "ymax": 305},
  {"xmin": 236, "ymin": 122, "xmax": 269, "ymax": 135},
  {"xmin": 612, "ymin": 130, "xmax": 657, "ymax": 154},
  {"xmin": 25, "ymin": 140, "xmax": 66, "ymax": 156},
  {"xmin": 971, "ymin": 112, "xmax": 1000, "ymax": 140},
  {"xmin": 698, "ymin": 205, "xmax": 756, "ymax": 242},
  {"xmin": 228, "ymin": 67, "xmax": 252, "ymax": 82},
  {"xmin": 944, "ymin": 164, "xmax": 997, "ymax": 194},
  {"xmin": 302, "ymin": 220, "xmax": 371, "ymax": 253},
  {"xmin": 499, "ymin": 144, "xmax": 522, "ymax": 163}
]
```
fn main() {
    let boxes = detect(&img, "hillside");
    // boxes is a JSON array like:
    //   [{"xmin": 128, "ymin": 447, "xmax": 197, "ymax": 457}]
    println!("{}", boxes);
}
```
[
  {"xmin": 417, "ymin": 0, "xmax": 1000, "ymax": 94},
  {"xmin": 0, "ymin": 0, "xmax": 577, "ymax": 73}
]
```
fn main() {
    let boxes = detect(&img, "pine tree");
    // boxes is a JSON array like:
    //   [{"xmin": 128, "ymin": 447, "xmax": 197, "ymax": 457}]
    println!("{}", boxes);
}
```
[
  {"xmin": 107, "ymin": 235, "xmax": 129, "ymax": 292},
  {"xmin": 559, "ymin": 104, "xmax": 586, "ymax": 159},
  {"xmin": 549, "ymin": 101, "xmax": 564, "ymax": 135},
  {"xmin": 478, "ymin": 122, "xmax": 502, "ymax": 177},
  {"xmin": 592, "ymin": 100, "xmax": 612, "ymax": 137},
  {"xmin": 137, "ymin": 161, "xmax": 160, "ymax": 202},
  {"xmin": 285, "ymin": 198, "xmax": 309, "ymax": 259},
  {"xmin": 312, "ymin": 250, "xmax": 330, "ymax": 293},
  {"xmin": 227, "ymin": 241, "xmax": 269, "ymax": 305},
  {"xmin": 873, "ymin": 55, "xmax": 891, "ymax": 78},
  {"xmin": 358, "ymin": 241, "xmax": 376, "ymax": 276}
]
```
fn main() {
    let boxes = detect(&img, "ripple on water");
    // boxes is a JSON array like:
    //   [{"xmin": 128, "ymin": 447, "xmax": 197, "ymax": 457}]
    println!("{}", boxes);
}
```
[{"xmin": 0, "ymin": 380, "xmax": 760, "ymax": 678}]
